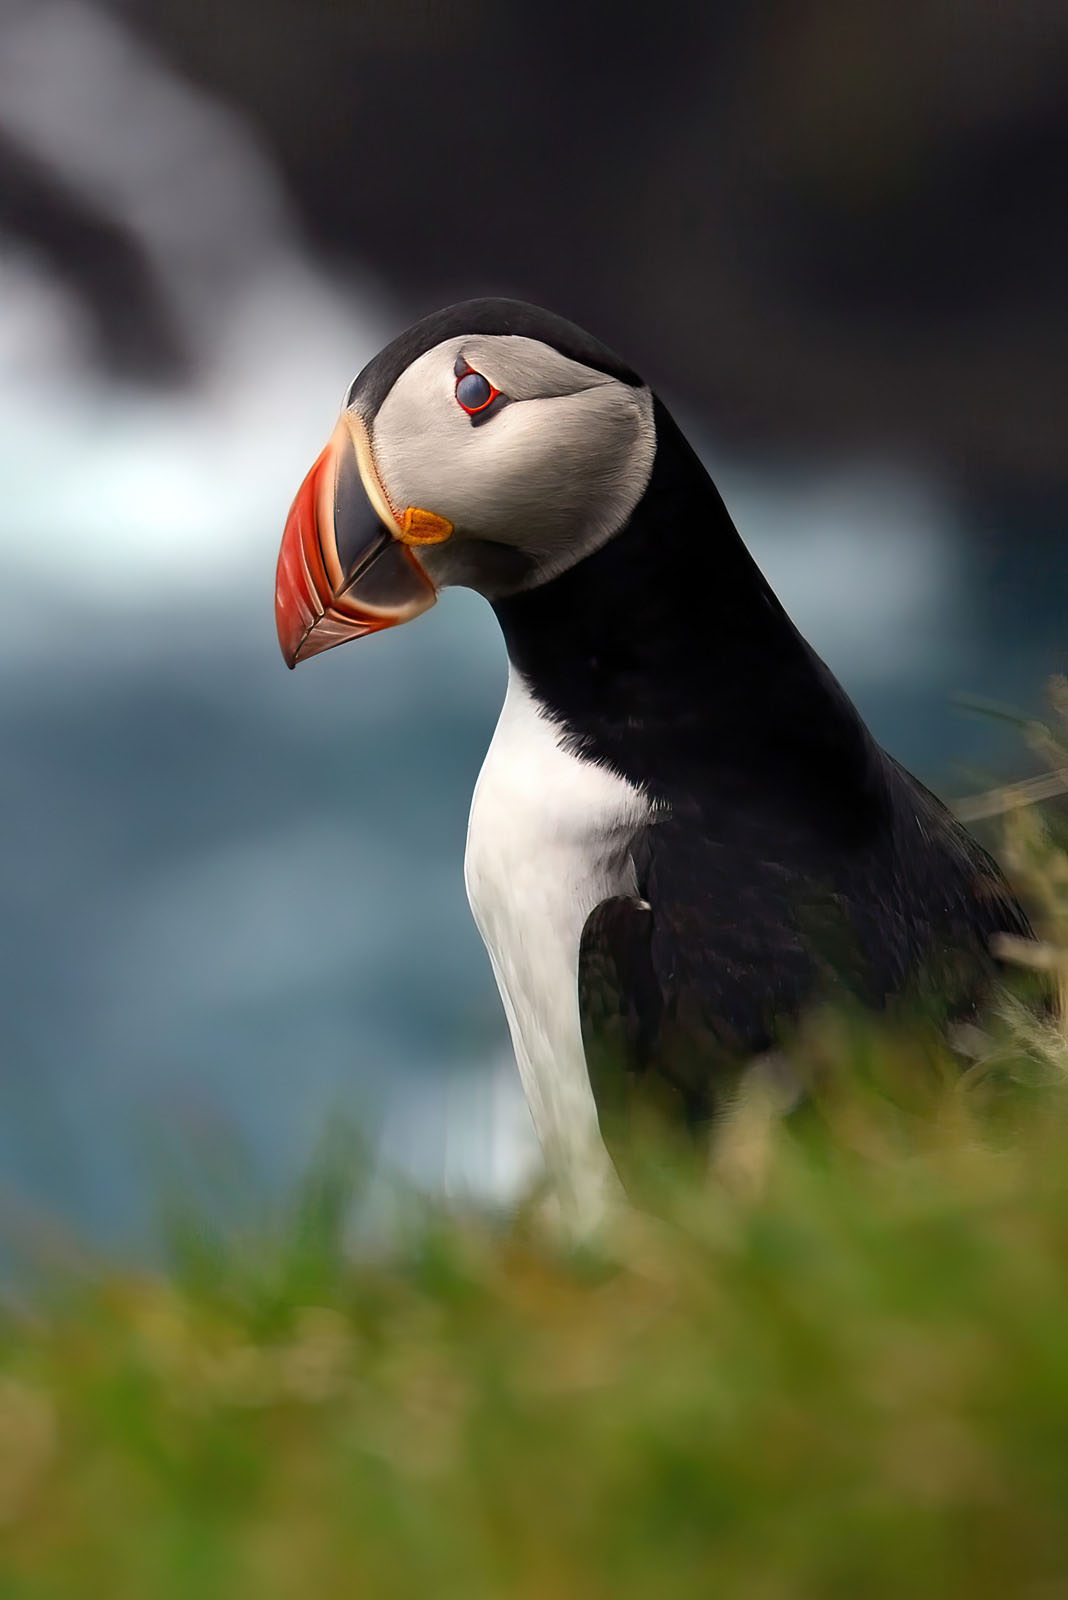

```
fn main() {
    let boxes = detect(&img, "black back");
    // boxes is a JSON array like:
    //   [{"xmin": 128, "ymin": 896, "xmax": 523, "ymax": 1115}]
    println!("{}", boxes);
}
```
[{"xmin": 493, "ymin": 400, "xmax": 1034, "ymax": 1153}]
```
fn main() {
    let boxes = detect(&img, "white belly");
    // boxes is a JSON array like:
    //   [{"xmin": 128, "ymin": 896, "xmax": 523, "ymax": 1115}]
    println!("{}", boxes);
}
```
[{"xmin": 464, "ymin": 670, "xmax": 652, "ymax": 1215}]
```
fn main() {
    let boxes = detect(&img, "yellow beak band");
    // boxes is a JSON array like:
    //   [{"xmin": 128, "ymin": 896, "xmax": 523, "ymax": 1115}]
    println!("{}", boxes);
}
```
[{"xmin": 397, "ymin": 506, "xmax": 454, "ymax": 546}]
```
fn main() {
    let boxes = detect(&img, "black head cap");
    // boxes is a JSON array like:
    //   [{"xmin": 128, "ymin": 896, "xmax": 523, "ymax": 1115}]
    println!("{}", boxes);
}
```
[{"xmin": 348, "ymin": 297, "xmax": 644, "ymax": 415}]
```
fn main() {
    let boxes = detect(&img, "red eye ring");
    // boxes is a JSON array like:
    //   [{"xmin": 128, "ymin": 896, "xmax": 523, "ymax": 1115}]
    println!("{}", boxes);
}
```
[{"xmin": 455, "ymin": 366, "xmax": 500, "ymax": 416}]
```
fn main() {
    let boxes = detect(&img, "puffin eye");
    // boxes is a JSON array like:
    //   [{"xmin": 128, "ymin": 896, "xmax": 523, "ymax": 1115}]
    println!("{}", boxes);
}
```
[{"xmin": 455, "ymin": 369, "xmax": 499, "ymax": 416}]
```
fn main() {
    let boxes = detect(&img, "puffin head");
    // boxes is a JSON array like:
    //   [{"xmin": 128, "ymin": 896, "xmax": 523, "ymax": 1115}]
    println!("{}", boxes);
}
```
[{"xmin": 275, "ymin": 298, "xmax": 656, "ymax": 666}]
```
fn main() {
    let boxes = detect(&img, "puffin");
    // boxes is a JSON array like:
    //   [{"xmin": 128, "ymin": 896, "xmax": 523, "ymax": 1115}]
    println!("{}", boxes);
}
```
[{"xmin": 275, "ymin": 298, "xmax": 1033, "ymax": 1214}]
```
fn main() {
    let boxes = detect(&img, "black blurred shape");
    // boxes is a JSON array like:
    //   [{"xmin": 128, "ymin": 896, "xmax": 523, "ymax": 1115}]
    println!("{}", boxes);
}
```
[
  {"xmin": 98, "ymin": 0, "xmax": 1068, "ymax": 486},
  {"xmin": 2, "ymin": 0, "xmax": 1065, "ymax": 495},
  {"xmin": 0, "ymin": 126, "xmax": 191, "ymax": 381},
  {"xmin": 782, "ymin": 107, "xmax": 1068, "ymax": 321}
]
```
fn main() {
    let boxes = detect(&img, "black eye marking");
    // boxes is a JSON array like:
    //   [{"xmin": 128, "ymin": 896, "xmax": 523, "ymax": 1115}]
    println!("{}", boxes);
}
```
[{"xmin": 454, "ymin": 358, "xmax": 509, "ymax": 426}]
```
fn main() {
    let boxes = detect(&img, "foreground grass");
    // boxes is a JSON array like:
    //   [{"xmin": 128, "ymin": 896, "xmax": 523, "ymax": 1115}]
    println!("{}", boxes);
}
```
[
  {"xmin": 2, "ymin": 703, "xmax": 1066, "ymax": 1600},
  {"xmin": 3, "ymin": 1060, "xmax": 1068, "ymax": 1600}
]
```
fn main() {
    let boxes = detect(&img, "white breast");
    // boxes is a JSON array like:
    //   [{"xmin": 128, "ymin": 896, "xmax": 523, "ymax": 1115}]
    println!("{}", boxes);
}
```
[{"xmin": 464, "ymin": 670, "xmax": 652, "ymax": 1217}]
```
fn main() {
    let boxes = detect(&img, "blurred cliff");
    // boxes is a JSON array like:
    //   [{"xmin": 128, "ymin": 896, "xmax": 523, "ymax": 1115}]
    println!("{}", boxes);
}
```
[
  {"xmin": 12, "ymin": 1, "xmax": 1068, "ymax": 473},
  {"xmin": 0, "ymin": 0, "xmax": 1064, "ymax": 1243}
]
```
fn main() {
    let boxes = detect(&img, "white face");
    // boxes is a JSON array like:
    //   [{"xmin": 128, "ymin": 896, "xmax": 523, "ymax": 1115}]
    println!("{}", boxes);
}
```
[{"xmin": 351, "ymin": 334, "xmax": 656, "ymax": 596}]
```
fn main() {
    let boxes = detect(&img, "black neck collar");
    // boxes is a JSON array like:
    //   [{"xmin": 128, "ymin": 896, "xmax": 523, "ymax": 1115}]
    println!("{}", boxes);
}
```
[{"xmin": 492, "ymin": 400, "xmax": 886, "ymax": 826}]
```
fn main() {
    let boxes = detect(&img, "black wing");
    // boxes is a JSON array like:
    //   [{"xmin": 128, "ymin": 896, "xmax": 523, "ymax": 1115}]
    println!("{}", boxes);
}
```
[
  {"xmin": 579, "ymin": 778, "xmax": 1035, "ymax": 1181},
  {"xmin": 577, "ymin": 823, "xmax": 825, "ymax": 1177}
]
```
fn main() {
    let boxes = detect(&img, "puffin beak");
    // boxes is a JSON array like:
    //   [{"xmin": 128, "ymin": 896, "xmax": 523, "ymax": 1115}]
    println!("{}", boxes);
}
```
[{"xmin": 275, "ymin": 414, "xmax": 451, "ymax": 668}]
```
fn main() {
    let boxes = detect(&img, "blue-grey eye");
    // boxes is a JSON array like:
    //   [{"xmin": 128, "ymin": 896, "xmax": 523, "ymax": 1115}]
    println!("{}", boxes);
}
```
[{"xmin": 455, "ymin": 369, "xmax": 498, "ymax": 415}]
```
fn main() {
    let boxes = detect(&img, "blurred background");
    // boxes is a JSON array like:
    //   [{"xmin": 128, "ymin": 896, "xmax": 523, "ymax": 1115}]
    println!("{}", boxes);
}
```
[{"xmin": 0, "ymin": 0, "xmax": 1064, "ymax": 1250}]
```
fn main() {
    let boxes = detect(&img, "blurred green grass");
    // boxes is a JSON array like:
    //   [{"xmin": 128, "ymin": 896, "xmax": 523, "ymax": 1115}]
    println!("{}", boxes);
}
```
[{"xmin": 1, "ymin": 691, "xmax": 1066, "ymax": 1600}]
